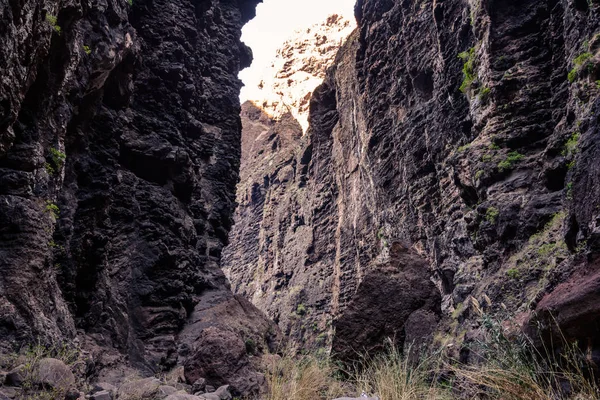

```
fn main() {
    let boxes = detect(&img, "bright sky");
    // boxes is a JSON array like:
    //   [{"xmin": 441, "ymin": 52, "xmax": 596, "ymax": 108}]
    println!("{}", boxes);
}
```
[{"xmin": 239, "ymin": 0, "xmax": 356, "ymax": 101}]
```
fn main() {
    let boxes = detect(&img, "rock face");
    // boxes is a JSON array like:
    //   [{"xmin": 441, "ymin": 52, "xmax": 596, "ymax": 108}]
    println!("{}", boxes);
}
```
[
  {"xmin": 332, "ymin": 243, "xmax": 441, "ymax": 362},
  {"xmin": 225, "ymin": 0, "xmax": 600, "ymax": 357},
  {"xmin": 0, "ymin": 0, "xmax": 278, "ymax": 392},
  {"xmin": 245, "ymin": 14, "xmax": 356, "ymax": 132}
]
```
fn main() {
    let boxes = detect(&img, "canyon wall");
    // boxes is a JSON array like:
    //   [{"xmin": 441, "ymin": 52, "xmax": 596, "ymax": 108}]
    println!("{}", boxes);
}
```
[
  {"xmin": 0, "ymin": 0, "xmax": 277, "ymax": 392},
  {"xmin": 225, "ymin": 0, "xmax": 600, "ymax": 357}
]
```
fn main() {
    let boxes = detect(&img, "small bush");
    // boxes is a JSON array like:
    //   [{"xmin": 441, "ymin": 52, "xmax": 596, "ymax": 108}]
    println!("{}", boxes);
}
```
[
  {"xmin": 46, "ymin": 147, "xmax": 66, "ymax": 175},
  {"xmin": 568, "ymin": 68, "xmax": 578, "ymax": 83},
  {"xmin": 479, "ymin": 86, "xmax": 491, "ymax": 100},
  {"xmin": 45, "ymin": 201, "xmax": 60, "ymax": 219},
  {"xmin": 498, "ymin": 151, "xmax": 524, "ymax": 172},
  {"xmin": 45, "ymin": 14, "xmax": 61, "ymax": 34},
  {"xmin": 83, "ymin": 45, "xmax": 91, "ymax": 55},
  {"xmin": 485, "ymin": 207, "xmax": 499, "ymax": 224},
  {"xmin": 573, "ymin": 52, "xmax": 593, "ymax": 66},
  {"xmin": 353, "ymin": 342, "xmax": 449, "ymax": 400},
  {"xmin": 458, "ymin": 47, "xmax": 476, "ymax": 93},
  {"xmin": 245, "ymin": 339, "xmax": 256, "ymax": 355},
  {"xmin": 450, "ymin": 312, "xmax": 600, "ymax": 400},
  {"xmin": 506, "ymin": 268, "xmax": 520, "ymax": 279},
  {"xmin": 562, "ymin": 132, "xmax": 580, "ymax": 157},
  {"xmin": 296, "ymin": 304, "xmax": 307, "ymax": 316}
]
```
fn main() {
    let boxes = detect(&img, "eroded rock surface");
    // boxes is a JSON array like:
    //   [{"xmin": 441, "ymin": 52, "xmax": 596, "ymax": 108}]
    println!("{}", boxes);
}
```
[
  {"xmin": 225, "ymin": 0, "xmax": 600, "ymax": 358},
  {"xmin": 0, "ymin": 0, "xmax": 276, "ymax": 392},
  {"xmin": 244, "ymin": 14, "xmax": 356, "ymax": 132}
]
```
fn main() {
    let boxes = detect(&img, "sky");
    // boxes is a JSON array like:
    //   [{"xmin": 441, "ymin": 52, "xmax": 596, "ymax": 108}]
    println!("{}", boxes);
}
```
[{"xmin": 239, "ymin": 0, "xmax": 356, "ymax": 101}]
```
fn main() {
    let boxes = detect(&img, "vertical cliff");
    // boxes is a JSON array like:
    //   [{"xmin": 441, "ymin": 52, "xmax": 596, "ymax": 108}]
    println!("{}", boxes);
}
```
[
  {"xmin": 0, "ymin": 0, "xmax": 278, "ymax": 392},
  {"xmin": 245, "ymin": 14, "xmax": 356, "ymax": 132},
  {"xmin": 225, "ymin": 0, "xmax": 600, "ymax": 358}
]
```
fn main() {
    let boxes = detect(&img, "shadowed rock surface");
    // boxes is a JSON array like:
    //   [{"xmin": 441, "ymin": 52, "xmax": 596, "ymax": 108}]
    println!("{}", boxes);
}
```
[
  {"xmin": 0, "ymin": 0, "xmax": 279, "ymax": 392},
  {"xmin": 225, "ymin": 0, "xmax": 600, "ymax": 360}
]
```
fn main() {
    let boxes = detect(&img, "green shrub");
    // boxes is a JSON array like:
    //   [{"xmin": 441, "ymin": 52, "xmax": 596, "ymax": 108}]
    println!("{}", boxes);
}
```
[
  {"xmin": 296, "ymin": 304, "xmax": 307, "ymax": 316},
  {"xmin": 50, "ymin": 148, "xmax": 66, "ymax": 166},
  {"xmin": 83, "ymin": 45, "xmax": 91, "ymax": 55},
  {"xmin": 568, "ymin": 68, "xmax": 578, "ymax": 83},
  {"xmin": 566, "ymin": 182, "xmax": 574, "ymax": 200},
  {"xmin": 45, "ymin": 201, "xmax": 60, "ymax": 219},
  {"xmin": 506, "ymin": 268, "xmax": 520, "ymax": 279},
  {"xmin": 45, "ymin": 14, "xmax": 61, "ymax": 34},
  {"xmin": 498, "ymin": 151, "xmax": 524, "ymax": 172},
  {"xmin": 562, "ymin": 132, "xmax": 580, "ymax": 157},
  {"xmin": 486, "ymin": 207, "xmax": 499, "ymax": 224},
  {"xmin": 479, "ymin": 86, "xmax": 491, "ymax": 100},
  {"xmin": 475, "ymin": 170, "xmax": 484, "ymax": 180},
  {"xmin": 573, "ymin": 52, "xmax": 593, "ymax": 66},
  {"xmin": 459, "ymin": 47, "xmax": 476, "ymax": 93}
]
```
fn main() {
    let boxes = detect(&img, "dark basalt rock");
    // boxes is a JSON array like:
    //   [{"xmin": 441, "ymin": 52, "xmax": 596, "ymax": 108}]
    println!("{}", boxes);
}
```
[
  {"xmin": 225, "ymin": 0, "xmax": 600, "ymax": 361},
  {"xmin": 332, "ymin": 243, "xmax": 441, "ymax": 363},
  {"xmin": 0, "ymin": 0, "xmax": 276, "ymax": 392}
]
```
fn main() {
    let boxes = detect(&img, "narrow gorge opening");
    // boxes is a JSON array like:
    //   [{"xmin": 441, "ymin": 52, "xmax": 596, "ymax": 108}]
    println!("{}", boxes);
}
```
[
  {"xmin": 3, "ymin": 0, "xmax": 600, "ymax": 398},
  {"xmin": 222, "ymin": 0, "xmax": 361, "ymax": 352}
]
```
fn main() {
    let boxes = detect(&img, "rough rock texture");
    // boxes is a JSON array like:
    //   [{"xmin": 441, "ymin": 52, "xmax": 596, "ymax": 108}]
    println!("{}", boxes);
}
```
[
  {"xmin": 244, "ymin": 14, "xmax": 355, "ymax": 132},
  {"xmin": 225, "ymin": 0, "xmax": 600, "ymax": 357},
  {"xmin": 0, "ymin": 0, "xmax": 277, "ymax": 392},
  {"xmin": 332, "ymin": 243, "xmax": 441, "ymax": 361}
]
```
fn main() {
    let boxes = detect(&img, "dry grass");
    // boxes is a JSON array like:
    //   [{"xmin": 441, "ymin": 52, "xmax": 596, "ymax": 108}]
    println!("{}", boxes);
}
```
[
  {"xmin": 353, "ymin": 342, "xmax": 451, "ymax": 400},
  {"xmin": 262, "ymin": 314, "xmax": 600, "ymax": 400},
  {"xmin": 263, "ymin": 350, "xmax": 347, "ymax": 400},
  {"xmin": 449, "ymin": 313, "xmax": 600, "ymax": 400}
]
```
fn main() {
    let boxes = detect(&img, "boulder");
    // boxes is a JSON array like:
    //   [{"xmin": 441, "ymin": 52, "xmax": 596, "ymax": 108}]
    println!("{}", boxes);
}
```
[
  {"xmin": 158, "ymin": 385, "xmax": 178, "ymax": 397},
  {"xmin": 117, "ymin": 377, "xmax": 161, "ymax": 399},
  {"xmin": 34, "ymin": 358, "xmax": 75, "ymax": 391},
  {"xmin": 91, "ymin": 382, "xmax": 117, "ymax": 396},
  {"xmin": 332, "ymin": 244, "xmax": 440, "ymax": 363},
  {"xmin": 199, "ymin": 394, "xmax": 220, "ymax": 400},
  {"xmin": 90, "ymin": 390, "xmax": 112, "ymax": 400},
  {"xmin": 191, "ymin": 378, "xmax": 206, "ymax": 393},
  {"xmin": 0, "ymin": 386, "xmax": 20, "ymax": 399},
  {"xmin": 213, "ymin": 385, "xmax": 232, "ymax": 400},
  {"xmin": 165, "ymin": 392, "xmax": 203, "ymax": 400},
  {"xmin": 183, "ymin": 327, "xmax": 264, "ymax": 395}
]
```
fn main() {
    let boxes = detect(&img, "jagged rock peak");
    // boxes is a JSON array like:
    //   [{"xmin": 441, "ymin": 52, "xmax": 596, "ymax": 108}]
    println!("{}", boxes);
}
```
[{"xmin": 247, "ymin": 13, "xmax": 356, "ymax": 132}]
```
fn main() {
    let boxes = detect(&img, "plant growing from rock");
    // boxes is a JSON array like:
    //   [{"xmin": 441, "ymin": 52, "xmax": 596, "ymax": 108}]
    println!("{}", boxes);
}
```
[
  {"xmin": 45, "ymin": 14, "xmax": 61, "ymax": 34},
  {"xmin": 498, "ymin": 151, "xmax": 524, "ymax": 172},
  {"xmin": 562, "ymin": 132, "xmax": 580, "ymax": 158},
  {"xmin": 486, "ymin": 207, "xmax": 499, "ymax": 224},
  {"xmin": 458, "ymin": 47, "xmax": 477, "ymax": 93},
  {"xmin": 46, "ymin": 147, "xmax": 66, "ymax": 176},
  {"xmin": 45, "ymin": 201, "xmax": 60, "ymax": 219}
]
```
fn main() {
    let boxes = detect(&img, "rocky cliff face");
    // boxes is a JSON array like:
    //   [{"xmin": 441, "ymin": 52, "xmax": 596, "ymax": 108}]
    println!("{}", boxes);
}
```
[
  {"xmin": 0, "ymin": 0, "xmax": 278, "ymax": 392},
  {"xmin": 225, "ymin": 0, "xmax": 600, "ymax": 358},
  {"xmin": 245, "ymin": 14, "xmax": 356, "ymax": 132}
]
